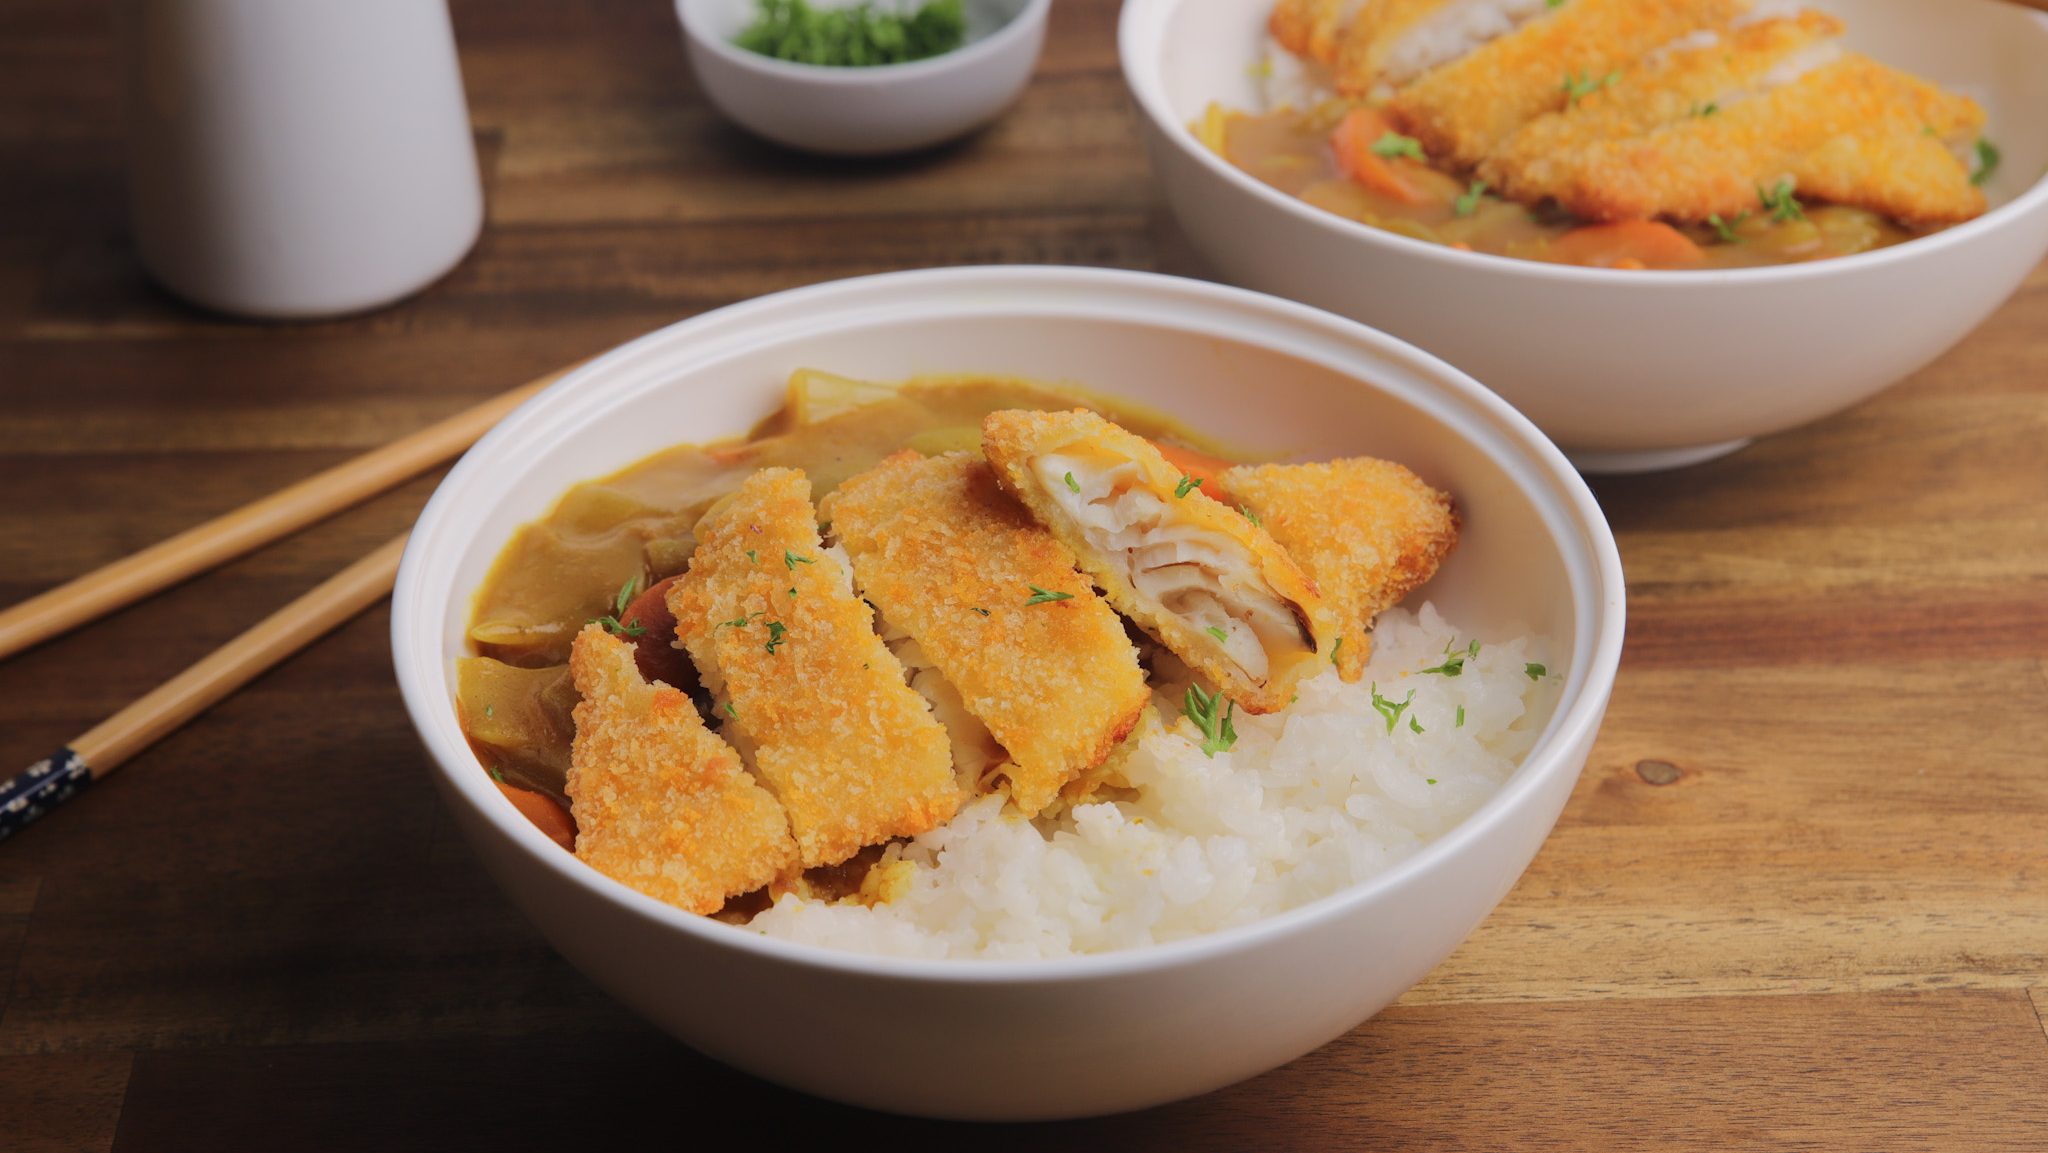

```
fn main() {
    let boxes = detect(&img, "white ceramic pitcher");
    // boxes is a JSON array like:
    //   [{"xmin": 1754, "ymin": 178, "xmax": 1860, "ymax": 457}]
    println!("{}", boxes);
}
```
[{"xmin": 118, "ymin": 0, "xmax": 485, "ymax": 318}]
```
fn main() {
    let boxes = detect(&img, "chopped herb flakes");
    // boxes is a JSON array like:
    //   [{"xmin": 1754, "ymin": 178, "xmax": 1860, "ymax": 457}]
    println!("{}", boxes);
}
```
[
  {"xmin": 970, "ymin": 606, "xmax": 991, "ymax": 617},
  {"xmin": 723, "ymin": 701, "xmax": 738, "ymax": 718},
  {"xmin": 1174, "ymin": 475, "xmax": 1204, "ymax": 499},
  {"xmin": 1206, "ymin": 625, "xmax": 1230, "ymax": 642},
  {"xmin": 1369, "ymin": 683, "xmax": 1416, "ymax": 734},
  {"xmin": 1426, "ymin": 778, "xmax": 1438, "ymax": 785},
  {"xmin": 1063, "ymin": 471, "xmax": 1081, "ymax": 493},
  {"xmin": 746, "ymin": 549, "xmax": 758, "ymax": 563},
  {"xmin": 1409, "ymin": 715, "xmax": 1425, "ymax": 734},
  {"xmin": 1690, "ymin": 101, "xmax": 1719, "ymax": 118},
  {"xmin": 1371, "ymin": 132, "xmax": 1426, "ymax": 162},
  {"xmin": 591, "ymin": 576, "xmax": 648, "ymax": 637},
  {"xmin": 784, "ymin": 549, "xmax": 815, "ymax": 570},
  {"xmin": 1239, "ymin": 504, "xmax": 1262, "ymax": 527},
  {"xmin": 1419, "ymin": 638, "xmax": 1480, "ymax": 676},
  {"xmin": 1546, "ymin": 0, "xmax": 1566, "ymax": 7},
  {"xmin": 1455, "ymin": 705, "xmax": 1465, "ymax": 728},
  {"xmin": 1562, "ymin": 69, "xmax": 1619, "ymax": 106},
  {"xmin": 1707, "ymin": 212, "xmax": 1747, "ymax": 244},
  {"xmin": 1973, "ymin": 138, "xmax": 2001, "ymax": 187},
  {"xmin": 1758, "ymin": 179, "xmax": 1805, "ymax": 222},
  {"xmin": 1525, "ymin": 662, "xmax": 1547, "ymax": 680},
  {"xmin": 1024, "ymin": 585, "xmax": 1074, "ymax": 606},
  {"xmin": 489, "ymin": 767, "xmax": 505, "ymax": 783},
  {"xmin": 717, "ymin": 611, "xmax": 765, "ymax": 630},
  {"xmin": 1454, "ymin": 180, "xmax": 1488, "ymax": 218},
  {"xmin": 484, "ymin": 704, "xmax": 495, "ymax": 719},
  {"xmin": 764, "ymin": 621, "xmax": 790, "ymax": 654},
  {"xmin": 1183, "ymin": 683, "xmax": 1238, "ymax": 757},
  {"xmin": 1330, "ymin": 635, "xmax": 1344, "ymax": 665},
  {"xmin": 735, "ymin": 0, "xmax": 966, "ymax": 68}
]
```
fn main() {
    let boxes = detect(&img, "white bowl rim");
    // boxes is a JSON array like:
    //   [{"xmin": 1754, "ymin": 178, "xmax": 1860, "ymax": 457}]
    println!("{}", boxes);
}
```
[
  {"xmin": 678, "ymin": 0, "xmax": 1052, "ymax": 85},
  {"xmin": 393, "ymin": 265, "xmax": 1626, "ymax": 985},
  {"xmin": 1117, "ymin": 0, "xmax": 2048, "ymax": 286}
]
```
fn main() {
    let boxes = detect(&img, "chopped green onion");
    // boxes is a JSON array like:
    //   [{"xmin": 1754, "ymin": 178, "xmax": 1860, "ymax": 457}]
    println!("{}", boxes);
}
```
[
  {"xmin": 1206, "ymin": 626, "xmax": 1229, "ymax": 642},
  {"xmin": 1454, "ymin": 180, "xmax": 1489, "ymax": 218},
  {"xmin": 1369, "ymin": 683, "xmax": 1416, "ymax": 734},
  {"xmin": 1025, "ymin": 585, "xmax": 1074, "ymax": 606},
  {"xmin": 1370, "ymin": 132, "xmax": 1426, "ymax": 162},
  {"xmin": 1525, "ymin": 662, "xmax": 1547, "ymax": 680},
  {"xmin": 1183, "ymin": 682, "xmax": 1239, "ymax": 757},
  {"xmin": 1973, "ymin": 138, "xmax": 2001, "ymax": 187},
  {"xmin": 1174, "ymin": 475, "xmax": 1204, "ymax": 499}
]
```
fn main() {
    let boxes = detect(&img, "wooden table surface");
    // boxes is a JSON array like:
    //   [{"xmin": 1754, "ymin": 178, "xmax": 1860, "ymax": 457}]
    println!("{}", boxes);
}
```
[{"xmin": 5, "ymin": 1, "xmax": 2045, "ymax": 1148}]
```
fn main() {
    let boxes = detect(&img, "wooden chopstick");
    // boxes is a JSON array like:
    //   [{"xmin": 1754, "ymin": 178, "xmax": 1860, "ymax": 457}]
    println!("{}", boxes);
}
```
[
  {"xmin": 0, "ymin": 533, "xmax": 408, "ymax": 841},
  {"xmin": 0, "ymin": 363, "xmax": 574, "ymax": 662}
]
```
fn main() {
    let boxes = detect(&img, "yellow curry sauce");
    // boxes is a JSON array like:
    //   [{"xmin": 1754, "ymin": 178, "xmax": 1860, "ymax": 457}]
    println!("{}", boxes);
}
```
[
  {"xmin": 1207, "ymin": 102, "xmax": 1930, "ymax": 270},
  {"xmin": 458, "ymin": 374, "xmax": 1227, "ymax": 819}
]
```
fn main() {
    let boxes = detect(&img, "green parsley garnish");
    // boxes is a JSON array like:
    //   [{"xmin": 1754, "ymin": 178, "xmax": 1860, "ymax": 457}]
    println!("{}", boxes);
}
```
[
  {"xmin": 1758, "ymin": 179, "xmax": 1805, "ymax": 222},
  {"xmin": 746, "ymin": 549, "xmax": 758, "ymax": 564},
  {"xmin": 1370, "ymin": 132, "xmax": 1426, "ymax": 162},
  {"xmin": 788, "ymin": 587, "xmax": 798, "ymax": 597},
  {"xmin": 1454, "ymin": 179, "xmax": 1489, "ymax": 218},
  {"xmin": 1707, "ymin": 211, "xmax": 1748, "ymax": 244},
  {"xmin": 1972, "ymin": 138, "xmax": 2001, "ymax": 187},
  {"xmin": 1420, "ymin": 638, "xmax": 1479, "ymax": 676},
  {"xmin": 717, "ymin": 611, "xmax": 765, "ymax": 630},
  {"xmin": 1455, "ymin": 705, "xmax": 1465, "ymax": 729},
  {"xmin": 591, "ymin": 576, "xmax": 648, "ymax": 637},
  {"xmin": 1239, "ymin": 504, "xmax": 1262, "ymax": 527},
  {"xmin": 1330, "ymin": 635, "xmax": 1344, "ymax": 665},
  {"xmin": 1064, "ymin": 471, "xmax": 1081, "ymax": 493},
  {"xmin": 1690, "ymin": 101, "xmax": 1719, "ymax": 118},
  {"xmin": 764, "ymin": 621, "xmax": 789, "ymax": 654},
  {"xmin": 1525, "ymin": 662, "xmax": 1547, "ymax": 680},
  {"xmin": 489, "ymin": 767, "xmax": 505, "ymax": 783},
  {"xmin": 1206, "ymin": 625, "xmax": 1230, "ymax": 642},
  {"xmin": 723, "ymin": 700, "xmax": 738, "ymax": 718},
  {"xmin": 1369, "ymin": 683, "xmax": 1416, "ymax": 734},
  {"xmin": 734, "ymin": 0, "xmax": 966, "ymax": 68},
  {"xmin": 1409, "ymin": 715, "xmax": 1425, "ymax": 734},
  {"xmin": 1174, "ymin": 475, "xmax": 1204, "ymax": 499},
  {"xmin": 1025, "ymin": 585, "xmax": 1074, "ymax": 605},
  {"xmin": 784, "ymin": 549, "xmax": 814, "ymax": 570},
  {"xmin": 1426, "ymin": 777, "xmax": 1438, "ymax": 785},
  {"xmin": 1183, "ymin": 682, "xmax": 1238, "ymax": 757},
  {"xmin": 1562, "ymin": 69, "xmax": 1619, "ymax": 106}
]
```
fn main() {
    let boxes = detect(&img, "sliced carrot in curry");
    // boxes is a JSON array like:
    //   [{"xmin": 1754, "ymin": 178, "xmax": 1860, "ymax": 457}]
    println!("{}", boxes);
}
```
[
  {"xmin": 1330, "ymin": 108, "xmax": 1435, "ymax": 206},
  {"xmin": 1549, "ymin": 221, "xmax": 1706, "ymax": 270},
  {"xmin": 1151, "ymin": 440, "xmax": 1238, "ymax": 505},
  {"xmin": 496, "ymin": 779, "xmax": 577, "ymax": 851}
]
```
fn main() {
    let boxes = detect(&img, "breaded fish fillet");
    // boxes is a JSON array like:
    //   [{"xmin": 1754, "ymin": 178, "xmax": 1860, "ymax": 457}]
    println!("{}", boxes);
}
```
[
  {"xmin": 1482, "ymin": 11, "xmax": 1844, "ymax": 195},
  {"xmin": 1502, "ymin": 53, "xmax": 1986, "ymax": 223},
  {"xmin": 822, "ymin": 451, "xmax": 1151, "ymax": 817},
  {"xmin": 566, "ymin": 624, "xmax": 797, "ymax": 914},
  {"xmin": 1334, "ymin": 0, "xmax": 1555, "ymax": 96},
  {"xmin": 669, "ymin": 468, "xmax": 957, "ymax": 868},
  {"xmin": 1221, "ymin": 459, "xmax": 1458, "ymax": 684},
  {"xmin": 981, "ymin": 409, "xmax": 1339, "ymax": 715},
  {"xmin": 1387, "ymin": 0, "xmax": 1751, "ymax": 168}
]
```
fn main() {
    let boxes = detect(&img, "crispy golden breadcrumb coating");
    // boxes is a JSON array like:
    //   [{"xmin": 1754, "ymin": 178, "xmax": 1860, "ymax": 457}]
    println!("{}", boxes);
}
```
[
  {"xmin": 1271, "ymin": 0, "xmax": 1365, "ymax": 65},
  {"xmin": 668, "ymin": 468, "xmax": 957, "ymax": 869},
  {"xmin": 1502, "ymin": 53, "xmax": 1986, "ymax": 223},
  {"xmin": 1482, "ymin": 12, "xmax": 1844, "ymax": 195},
  {"xmin": 822, "ymin": 451, "xmax": 1151, "ymax": 817},
  {"xmin": 981, "ymin": 409, "xmax": 1338, "ymax": 715},
  {"xmin": 565, "ymin": 624, "xmax": 797, "ymax": 914},
  {"xmin": 1386, "ymin": 0, "xmax": 1751, "ymax": 167},
  {"xmin": 1222, "ymin": 459, "xmax": 1459, "ymax": 683},
  {"xmin": 1334, "ymin": 0, "xmax": 1546, "ymax": 95}
]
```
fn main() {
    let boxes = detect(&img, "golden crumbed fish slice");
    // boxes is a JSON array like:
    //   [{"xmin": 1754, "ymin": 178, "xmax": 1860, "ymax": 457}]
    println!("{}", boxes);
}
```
[
  {"xmin": 1512, "ymin": 54, "xmax": 1986, "ymax": 224},
  {"xmin": 981, "ymin": 409, "xmax": 1339, "ymax": 715},
  {"xmin": 1221, "ymin": 459, "xmax": 1458, "ymax": 684},
  {"xmin": 1481, "ymin": 11, "xmax": 1844, "ymax": 196},
  {"xmin": 821, "ymin": 451, "xmax": 1152, "ymax": 817},
  {"xmin": 1271, "ymin": 0, "xmax": 1373, "ymax": 65},
  {"xmin": 566, "ymin": 624, "xmax": 798, "ymax": 915},
  {"xmin": 669, "ymin": 467, "xmax": 958, "ymax": 869},
  {"xmin": 1386, "ymin": 0, "xmax": 1752, "ymax": 168},
  {"xmin": 1334, "ymin": 0, "xmax": 1557, "ymax": 97}
]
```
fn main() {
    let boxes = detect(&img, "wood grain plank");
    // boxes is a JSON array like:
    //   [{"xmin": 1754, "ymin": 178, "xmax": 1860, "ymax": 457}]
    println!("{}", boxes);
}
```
[
  {"xmin": 102, "ymin": 993, "xmax": 2048, "ymax": 1152},
  {"xmin": 0, "ymin": 1052, "xmax": 133, "ymax": 1153}
]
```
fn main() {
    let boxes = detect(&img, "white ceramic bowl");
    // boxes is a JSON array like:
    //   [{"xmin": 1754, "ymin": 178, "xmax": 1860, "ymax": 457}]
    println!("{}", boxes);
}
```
[
  {"xmin": 1121, "ymin": 0, "xmax": 2048, "ymax": 472},
  {"xmin": 676, "ymin": 0, "xmax": 1049, "ymax": 156},
  {"xmin": 392, "ymin": 267, "xmax": 1626, "ymax": 1120}
]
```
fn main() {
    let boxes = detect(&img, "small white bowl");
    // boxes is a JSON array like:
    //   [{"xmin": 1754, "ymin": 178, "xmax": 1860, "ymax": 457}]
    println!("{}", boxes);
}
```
[
  {"xmin": 392, "ymin": 267, "xmax": 1625, "ymax": 1120},
  {"xmin": 1121, "ymin": 0, "xmax": 2048, "ymax": 472},
  {"xmin": 676, "ymin": 0, "xmax": 1049, "ymax": 156}
]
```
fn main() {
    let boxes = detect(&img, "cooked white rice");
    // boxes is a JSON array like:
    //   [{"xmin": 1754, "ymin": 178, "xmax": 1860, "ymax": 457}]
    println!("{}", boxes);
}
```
[{"xmin": 745, "ymin": 603, "xmax": 1556, "ymax": 959}]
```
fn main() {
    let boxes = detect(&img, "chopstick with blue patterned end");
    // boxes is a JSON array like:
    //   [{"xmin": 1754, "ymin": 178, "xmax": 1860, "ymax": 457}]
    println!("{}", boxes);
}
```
[{"xmin": 0, "ymin": 534, "xmax": 408, "ymax": 843}]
